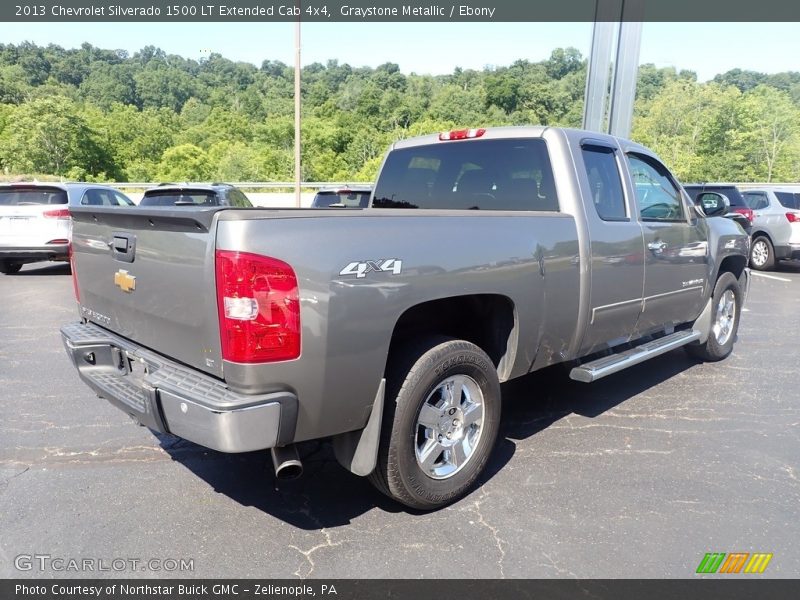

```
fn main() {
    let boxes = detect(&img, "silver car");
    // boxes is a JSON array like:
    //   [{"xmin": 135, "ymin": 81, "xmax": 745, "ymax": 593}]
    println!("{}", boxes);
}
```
[
  {"xmin": 311, "ymin": 185, "xmax": 373, "ymax": 208},
  {"xmin": 0, "ymin": 182, "xmax": 134, "ymax": 274},
  {"xmin": 742, "ymin": 187, "xmax": 800, "ymax": 270}
]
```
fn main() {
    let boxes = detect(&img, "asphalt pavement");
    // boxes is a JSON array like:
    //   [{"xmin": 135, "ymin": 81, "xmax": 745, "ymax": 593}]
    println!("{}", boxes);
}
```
[{"xmin": 1, "ymin": 261, "xmax": 798, "ymax": 578}]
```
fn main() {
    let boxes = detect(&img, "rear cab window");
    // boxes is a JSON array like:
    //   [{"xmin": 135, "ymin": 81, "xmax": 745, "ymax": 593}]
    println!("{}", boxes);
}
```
[
  {"xmin": 372, "ymin": 138, "xmax": 559, "ymax": 212},
  {"xmin": 0, "ymin": 187, "xmax": 68, "ymax": 205}
]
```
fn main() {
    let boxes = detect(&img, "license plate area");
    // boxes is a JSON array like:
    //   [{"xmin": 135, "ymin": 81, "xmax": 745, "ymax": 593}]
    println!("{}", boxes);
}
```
[{"xmin": 126, "ymin": 354, "xmax": 148, "ymax": 387}]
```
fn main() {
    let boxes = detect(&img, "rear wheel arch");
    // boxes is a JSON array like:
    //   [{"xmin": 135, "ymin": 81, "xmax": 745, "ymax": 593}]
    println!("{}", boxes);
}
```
[
  {"xmin": 384, "ymin": 294, "xmax": 518, "ymax": 383},
  {"xmin": 750, "ymin": 229, "xmax": 773, "ymax": 244}
]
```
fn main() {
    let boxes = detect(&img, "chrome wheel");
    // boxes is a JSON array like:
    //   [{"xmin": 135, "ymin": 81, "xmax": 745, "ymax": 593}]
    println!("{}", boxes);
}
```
[
  {"xmin": 414, "ymin": 374, "xmax": 485, "ymax": 480},
  {"xmin": 751, "ymin": 240, "xmax": 769, "ymax": 267},
  {"xmin": 712, "ymin": 289, "xmax": 736, "ymax": 346}
]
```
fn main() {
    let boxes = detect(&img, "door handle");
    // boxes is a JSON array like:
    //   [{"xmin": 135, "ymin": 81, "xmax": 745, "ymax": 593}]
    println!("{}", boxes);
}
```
[
  {"xmin": 648, "ymin": 240, "xmax": 667, "ymax": 253},
  {"xmin": 110, "ymin": 231, "xmax": 136, "ymax": 263}
]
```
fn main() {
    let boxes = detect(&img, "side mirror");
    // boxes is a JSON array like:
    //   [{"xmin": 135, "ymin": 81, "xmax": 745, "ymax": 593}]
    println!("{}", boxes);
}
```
[{"xmin": 695, "ymin": 192, "xmax": 730, "ymax": 218}]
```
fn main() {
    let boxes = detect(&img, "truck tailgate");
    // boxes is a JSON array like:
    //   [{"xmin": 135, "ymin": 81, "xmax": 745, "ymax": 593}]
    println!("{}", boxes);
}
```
[{"xmin": 70, "ymin": 206, "xmax": 224, "ymax": 379}]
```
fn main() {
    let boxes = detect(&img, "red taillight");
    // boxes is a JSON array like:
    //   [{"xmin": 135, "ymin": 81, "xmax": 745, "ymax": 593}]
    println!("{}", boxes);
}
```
[
  {"xmin": 439, "ymin": 128, "xmax": 486, "ymax": 141},
  {"xmin": 47, "ymin": 239, "xmax": 70, "ymax": 245},
  {"xmin": 215, "ymin": 250, "xmax": 301, "ymax": 363},
  {"xmin": 786, "ymin": 212, "xmax": 800, "ymax": 223},
  {"xmin": 732, "ymin": 207, "xmax": 754, "ymax": 224},
  {"xmin": 69, "ymin": 243, "xmax": 80, "ymax": 302},
  {"xmin": 43, "ymin": 208, "xmax": 71, "ymax": 219}
]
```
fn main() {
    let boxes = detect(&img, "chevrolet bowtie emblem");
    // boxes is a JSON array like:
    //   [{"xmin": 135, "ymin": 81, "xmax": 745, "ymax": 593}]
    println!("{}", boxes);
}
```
[{"xmin": 114, "ymin": 269, "xmax": 136, "ymax": 293}]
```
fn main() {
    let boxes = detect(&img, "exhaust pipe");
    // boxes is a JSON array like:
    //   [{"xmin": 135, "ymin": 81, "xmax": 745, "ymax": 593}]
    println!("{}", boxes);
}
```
[{"xmin": 271, "ymin": 445, "xmax": 303, "ymax": 480}]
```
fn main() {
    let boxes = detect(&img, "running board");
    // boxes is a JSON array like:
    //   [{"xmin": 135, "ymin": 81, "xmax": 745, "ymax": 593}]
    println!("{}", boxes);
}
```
[{"xmin": 569, "ymin": 330, "xmax": 702, "ymax": 383}]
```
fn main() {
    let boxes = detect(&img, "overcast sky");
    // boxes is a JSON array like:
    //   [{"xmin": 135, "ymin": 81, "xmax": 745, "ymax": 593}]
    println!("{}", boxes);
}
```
[{"xmin": 1, "ymin": 22, "xmax": 798, "ymax": 82}]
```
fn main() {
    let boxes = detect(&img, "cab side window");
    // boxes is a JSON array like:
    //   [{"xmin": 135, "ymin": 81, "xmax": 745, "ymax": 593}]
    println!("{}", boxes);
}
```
[
  {"xmin": 581, "ymin": 144, "xmax": 627, "ymax": 220},
  {"xmin": 626, "ymin": 154, "xmax": 685, "ymax": 222}
]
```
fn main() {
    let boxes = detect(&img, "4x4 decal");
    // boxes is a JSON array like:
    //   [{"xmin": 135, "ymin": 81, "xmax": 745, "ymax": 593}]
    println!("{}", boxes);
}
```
[{"xmin": 339, "ymin": 259, "xmax": 403, "ymax": 279}]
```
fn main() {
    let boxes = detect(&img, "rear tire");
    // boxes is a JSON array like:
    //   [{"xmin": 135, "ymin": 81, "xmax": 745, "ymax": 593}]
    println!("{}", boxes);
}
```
[
  {"xmin": 368, "ymin": 337, "xmax": 501, "ymax": 510},
  {"xmin": 0, "ymin": 261, "xmax": 23, "ymax": 275},
  {"xmin": 749, "ymin": 236, "xmax": 775, "ymax": 271},
  {"xmin": 685, "ymin": 271, "xmax": 742, "ymax": 362}
]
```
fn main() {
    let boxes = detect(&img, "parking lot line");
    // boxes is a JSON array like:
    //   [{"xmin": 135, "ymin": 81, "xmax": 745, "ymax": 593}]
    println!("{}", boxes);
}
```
[{"xmin": 750, "ymin": 272, "xmax": 792, "ymax": 282}]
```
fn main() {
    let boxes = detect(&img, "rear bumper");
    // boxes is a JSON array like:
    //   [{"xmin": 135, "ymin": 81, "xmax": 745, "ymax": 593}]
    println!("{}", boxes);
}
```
[
  {"xmin": 61, "ymin": 321, "xmax": 297, "ymax": 453},
  {"xmin": 774, "ymin": 244, "xmax": 800, "ymax": 260},
  {"xmin": 0, "ymin": 244, "xmax": 69, "ymax": 263}
]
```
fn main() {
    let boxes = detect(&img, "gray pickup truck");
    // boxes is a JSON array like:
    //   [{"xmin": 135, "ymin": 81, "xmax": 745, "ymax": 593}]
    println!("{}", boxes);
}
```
[{"xmin": 62, "ymin": 127, "xmax": 750, "ymax": 510}]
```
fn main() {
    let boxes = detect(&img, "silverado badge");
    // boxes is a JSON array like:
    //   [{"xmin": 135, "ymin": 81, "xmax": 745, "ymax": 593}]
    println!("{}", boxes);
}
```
[{"xmin": 114, "ymin": 269, "xmax": 136, "ymax": 293}]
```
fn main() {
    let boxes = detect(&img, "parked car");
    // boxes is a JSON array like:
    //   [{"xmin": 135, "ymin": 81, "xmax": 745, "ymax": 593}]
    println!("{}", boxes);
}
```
[
  {"xmin": 683, "ymin": 184, "xmax": 753, "ymax": 235},
  {"xmin": 311, "ymin": 185, "xmax": 372, "ymax": 208},
  {"xmin": 62, "ymin": 127, "xmax": 750, "ymax": 510},
  {"xmin": 741, "ymin": 187, "xmax": 800, "ymax": 270},
  {"xmin": 139, "ymin": 183, "xmax": 252, "ymax": 208},
  {"xmin": 0, "ymin": 182, "xmax": 134, "ymax": 274}
]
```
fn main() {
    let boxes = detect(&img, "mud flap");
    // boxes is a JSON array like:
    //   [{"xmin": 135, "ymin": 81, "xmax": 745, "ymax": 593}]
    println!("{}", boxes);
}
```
[
  {"xmin": 332, "ymin": 379, "xmax": 385, "ymax": 476},
  {"xmin": 692, "ymin": 297, "xmax": 714, "ymax": 344}
]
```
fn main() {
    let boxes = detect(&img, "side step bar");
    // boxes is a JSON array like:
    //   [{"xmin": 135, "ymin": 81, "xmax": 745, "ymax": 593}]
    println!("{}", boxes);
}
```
[{"xmin": 569, "ymin": 330, "xmax": 701, "ymax": 383}]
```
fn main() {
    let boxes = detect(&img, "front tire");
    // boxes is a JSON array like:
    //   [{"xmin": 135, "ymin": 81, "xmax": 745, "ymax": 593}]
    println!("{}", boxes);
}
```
[
  {"xmin": 369, "ymin": 337, "xmax": 501, "ymax": 510},
  {"xmin": 0, "ymin": 261, "xmax": 23, "ymax": 275},
  {"xmin": 685, "ymin": 271, "xmax": 742, "ymax": 362},
  {"xmin": 750, "ymin": 236, "xmax": 775, "ymax": 271}
]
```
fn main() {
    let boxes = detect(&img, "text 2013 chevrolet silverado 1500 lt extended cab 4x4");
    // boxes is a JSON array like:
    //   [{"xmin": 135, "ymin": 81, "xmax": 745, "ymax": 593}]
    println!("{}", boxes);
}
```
[{"xmin": 61, "ymin": 127, "xmax": 750, "ymax": 509}]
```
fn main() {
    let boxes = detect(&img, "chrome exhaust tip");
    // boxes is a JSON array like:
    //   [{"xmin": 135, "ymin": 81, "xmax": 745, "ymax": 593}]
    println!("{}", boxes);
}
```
[{"xmin": 271, "ymin": 445, "xmax": 303, "ymax": 480}]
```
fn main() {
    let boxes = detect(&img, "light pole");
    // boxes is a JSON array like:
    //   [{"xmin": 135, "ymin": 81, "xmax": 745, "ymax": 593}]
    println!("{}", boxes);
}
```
[{"xmin": 294, "ymin": 10, "xmax": 301, "ymax": 207}]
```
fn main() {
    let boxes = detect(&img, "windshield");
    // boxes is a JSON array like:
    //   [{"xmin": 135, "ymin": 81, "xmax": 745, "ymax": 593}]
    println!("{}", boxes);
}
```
[
  {"xmin": 140, "ymin": 190, "xmax": 217, "ymax": 206},
  {"xmin": 313, "ymin": 191, "xmax": 371, "ymax": 208},
  {"xmin": 775, "ymin": 192, "xmax": 800, "ymax": 210},
  {"xmin": 0, "ymin": 187, "xmax": 68, "ymax": 206}
]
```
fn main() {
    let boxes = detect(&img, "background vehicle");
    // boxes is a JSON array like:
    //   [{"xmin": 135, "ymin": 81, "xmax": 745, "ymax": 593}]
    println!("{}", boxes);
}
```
[
  {"xmin": 0, "ymin": 182, "xmax": 133, "ymax": 274},
  {"xmin": 139, "ymin": 183, "xmax": 252, "ymax": 208},
  {"xmin": 311, "ymin": 185, "xmax": 372, "ymax": 208},
  {"xmin": 683, "ymin": 184, "xmax": 753, "ymax": 235},
  {"xmin": 741, "ymin": 187, "xmax": 800, "ymax": 270},
  {"xmin": 62, "ymin": 127, "xmax": 750, "ymax": 510}
]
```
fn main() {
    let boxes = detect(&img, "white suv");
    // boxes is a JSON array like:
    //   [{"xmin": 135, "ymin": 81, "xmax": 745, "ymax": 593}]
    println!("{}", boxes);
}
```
[
  {"xmin": 742, "ymin": 187, "xmax": 800, "ymax": 270},
  {"xmin": 0, "ymin": 182, "xmax": 134, "ymax": 274}
]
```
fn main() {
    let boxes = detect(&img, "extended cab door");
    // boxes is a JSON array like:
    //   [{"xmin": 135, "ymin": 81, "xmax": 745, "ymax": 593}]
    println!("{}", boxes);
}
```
[
  {"xmin": 575, "ymin": 140, "xmax": 646, "ymax": 355},
  {"xmin": 625, "ymin": 153, "xmax": 709, "ymax": 333}
]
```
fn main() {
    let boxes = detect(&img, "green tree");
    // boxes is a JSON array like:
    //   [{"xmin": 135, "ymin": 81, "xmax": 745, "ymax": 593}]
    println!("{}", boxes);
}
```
[
  {"xmin": 156, "ymin": 144, "xmax": 211, "ymax": 181},
  {"xmin": 0, "ymin": 96, "xmax": 115, "ymax": 176}
]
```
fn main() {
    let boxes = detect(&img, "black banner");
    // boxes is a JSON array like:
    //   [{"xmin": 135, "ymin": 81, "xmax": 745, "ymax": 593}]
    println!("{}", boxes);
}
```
[
  {"xmin": 3, "ymin": 0, "xmax": 800, "ymax": 22},
  {"xmin": 3, "ymin": 580, "xmax": 800, "ymax": 600}
]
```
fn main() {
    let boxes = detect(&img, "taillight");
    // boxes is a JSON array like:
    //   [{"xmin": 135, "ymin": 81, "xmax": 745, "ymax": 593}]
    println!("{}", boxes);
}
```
[
  {"xmin": 786, "ymin": 212, "xmax": 800, "ymax": 223},
  {"xmin": 439, "ymin": 128, "xmax": 486, "ymax": 141},
  {"xmin": 69, "ymin": 243, "xmax": 80, "ymax": 302},
  {"xmin": 732, "ymin": 207, "xmax": 754, "ymax": 224},
  {"xmin": 215, "ymin": 250, "xmax": 301, "ymax": 363},
  {"xmin": 43, "ymin": 208, "xmax": 71, "ymax": 219}
]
